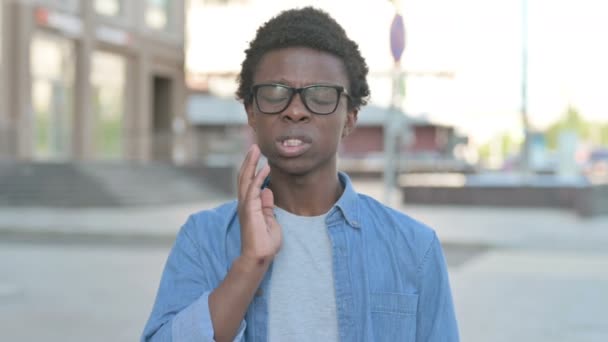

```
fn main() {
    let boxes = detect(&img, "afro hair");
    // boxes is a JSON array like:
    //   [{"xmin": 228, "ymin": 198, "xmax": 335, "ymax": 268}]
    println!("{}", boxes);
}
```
[{"xmin": 236, "ymin": 7, "xmax": 370, "ymax": 110}]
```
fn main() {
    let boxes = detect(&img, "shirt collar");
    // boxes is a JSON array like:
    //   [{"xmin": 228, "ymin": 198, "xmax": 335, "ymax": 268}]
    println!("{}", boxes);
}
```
[
  {"xmin": 261, "ymin": 171, "xmax": 361, "ymax": 229},
  {"xmin": 332, "ymin": 172, "xmax": 361, "ymax": 229}
]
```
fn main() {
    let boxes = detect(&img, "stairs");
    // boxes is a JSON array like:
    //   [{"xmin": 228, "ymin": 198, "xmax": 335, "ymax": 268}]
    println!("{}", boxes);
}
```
[{"xmin": 0, "ymin": 161, "xmax": 233, "ymax": 207}]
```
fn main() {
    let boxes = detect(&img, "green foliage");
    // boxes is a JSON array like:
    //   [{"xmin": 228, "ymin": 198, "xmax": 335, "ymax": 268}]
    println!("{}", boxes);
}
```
[
  {"xmin": 477, "ymin": 132, "xmax": 521, "ymax": 162},
  {"xmin": 601, "ymin": 124, "xmax": 608, "ymax": 145},
  {"xmin": 478, "ymin": 143, "xmax": 491, "ymax": 161},
  {"xmin": 501, "ymin": 134, "xmax": 519, "ymax": 156},
  {"xmin": 545, "ymin": 105, "xmax": 607, "ymax": 149},
  {"xmin": 478, "ymin": 105, "xmax": 607, "ymax": 162}
]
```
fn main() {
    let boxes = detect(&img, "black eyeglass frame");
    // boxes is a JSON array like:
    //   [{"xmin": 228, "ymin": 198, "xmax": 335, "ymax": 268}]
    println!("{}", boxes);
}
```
[{"xmin": 251, "ymin": 83, "xmax": 350, "ymax": 115}]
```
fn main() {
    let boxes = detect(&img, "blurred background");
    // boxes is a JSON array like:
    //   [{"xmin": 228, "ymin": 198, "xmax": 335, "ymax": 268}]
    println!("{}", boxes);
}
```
[{"xmin": 0, "ymin": 0, "xmax": 607, "ymax": 341}]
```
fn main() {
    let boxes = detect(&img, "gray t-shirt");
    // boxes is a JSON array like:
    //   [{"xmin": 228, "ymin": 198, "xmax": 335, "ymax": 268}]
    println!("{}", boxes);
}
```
[{"xmin": 268, "ymin": 207, "xmax": 339, "ymax": 342}]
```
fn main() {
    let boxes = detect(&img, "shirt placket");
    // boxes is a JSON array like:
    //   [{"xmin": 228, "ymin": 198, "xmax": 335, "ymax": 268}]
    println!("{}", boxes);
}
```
[{"xmin": 327, "ymin": 222, "xmax": 356, "ymax": 342}]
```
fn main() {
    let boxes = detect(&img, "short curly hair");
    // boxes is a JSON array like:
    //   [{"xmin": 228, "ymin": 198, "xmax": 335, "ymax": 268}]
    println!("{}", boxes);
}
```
[{"xmin": 236, "ymin": 7, "xmax": 370, "ymax": 111}]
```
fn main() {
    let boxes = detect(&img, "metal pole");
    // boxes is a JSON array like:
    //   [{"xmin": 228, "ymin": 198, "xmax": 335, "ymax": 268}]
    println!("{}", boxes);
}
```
[
  {"xmin": 384, "ymin": 62, "xmax": 400, "ymax": 204},
  {"xmin": 520, "ymin": 0, "xmax": 530, "ymax": 174}
]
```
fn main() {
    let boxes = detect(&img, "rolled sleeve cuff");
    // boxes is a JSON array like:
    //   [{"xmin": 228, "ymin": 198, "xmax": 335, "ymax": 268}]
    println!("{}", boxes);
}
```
[{"xmin": 172, "ymin": 291, "xmax": 246, "ymax": 342}]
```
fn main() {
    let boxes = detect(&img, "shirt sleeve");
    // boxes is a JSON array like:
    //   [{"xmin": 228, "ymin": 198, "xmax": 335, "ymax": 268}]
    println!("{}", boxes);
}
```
[
  {"xmin": 141, "ymin": 217, "xmax": 246, "ymax": 342},
  {"xmin": 415, "ymin": 233, "xmax": 460, "ymax": 342}
]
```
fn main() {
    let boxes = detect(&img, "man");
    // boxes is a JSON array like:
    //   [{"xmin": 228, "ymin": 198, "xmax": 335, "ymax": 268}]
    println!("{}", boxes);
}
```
[{"xmin": 142, "ymin": 7, "xmax": 459, "ymax": 342}]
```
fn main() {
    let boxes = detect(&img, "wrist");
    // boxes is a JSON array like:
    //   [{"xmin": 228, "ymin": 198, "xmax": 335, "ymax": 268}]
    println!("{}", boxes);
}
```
[{"xmin": 235, "ymin": 254, "xmax": 271, "ymax": 273}]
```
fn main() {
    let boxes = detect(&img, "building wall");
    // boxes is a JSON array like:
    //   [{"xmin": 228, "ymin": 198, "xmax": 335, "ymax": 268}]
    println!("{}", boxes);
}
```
[
  {"xmin": 409, "ymin": 125, "xmax": 454, "ymax": 155},
  {"xmin": 192, "ymin": 125, "xmax": 252, "ymax": 165},
  {"xmin": 341, "ymin": 127, "xmax": 384, "ymax": 156},
  {"xmin": 0, "ymin": 0, "xmax": 186, "ymax": 163}
]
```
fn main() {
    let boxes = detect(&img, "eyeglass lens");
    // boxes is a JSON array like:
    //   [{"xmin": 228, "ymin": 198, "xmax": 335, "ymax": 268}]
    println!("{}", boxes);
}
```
[{"xmin": 255, "ymin": 85, "xmax": 340, "ymax": 115}]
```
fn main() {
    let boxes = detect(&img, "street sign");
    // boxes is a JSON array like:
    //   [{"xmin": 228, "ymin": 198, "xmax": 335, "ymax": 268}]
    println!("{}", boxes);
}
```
[{"xmin": 390, "ymin": 14, "xmax": 405, "ymax": 62}]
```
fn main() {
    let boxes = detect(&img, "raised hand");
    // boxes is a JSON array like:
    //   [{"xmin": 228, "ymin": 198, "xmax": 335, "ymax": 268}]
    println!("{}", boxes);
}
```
[{"xmin": 237, "ymin": 144, "xmax": 282, "ymax": 265}]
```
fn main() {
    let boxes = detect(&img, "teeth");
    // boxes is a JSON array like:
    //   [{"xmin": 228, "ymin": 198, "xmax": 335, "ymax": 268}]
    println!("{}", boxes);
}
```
[{"xmin": 283, "ymin": 139, "xmax": 303, "ymax": 147}]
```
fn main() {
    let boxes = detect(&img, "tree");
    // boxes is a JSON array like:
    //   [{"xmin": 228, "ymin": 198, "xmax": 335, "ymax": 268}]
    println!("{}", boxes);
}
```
[{"xmin": 545, "ymin": 105, "xmax": 591, "ymax": 149}]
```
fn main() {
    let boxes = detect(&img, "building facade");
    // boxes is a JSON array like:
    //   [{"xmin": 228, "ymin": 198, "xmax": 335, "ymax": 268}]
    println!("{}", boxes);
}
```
[
  {"xmin": 0, "ymin": 0, "xmax": 187, "ymax": 162},
  {"xmin": 187, "ymin": 93, "xmax": 471, "ymax": 173}
]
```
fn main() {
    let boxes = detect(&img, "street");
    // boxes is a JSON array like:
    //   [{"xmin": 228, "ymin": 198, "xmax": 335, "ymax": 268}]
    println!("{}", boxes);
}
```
[
  {"xmin": 2, "ymin": 234, "xmax": 607, "ymax": 341},
  {"xmin": 0, "ymin": 241, "xmax": 167, "ymax": 342},
  {"xmin": 1, "ymin": 177, "xmax": 608, "ymax": 341},
  {"xmin": 0, "ymin": 238, "xmax": 482, "ymax": 342}
]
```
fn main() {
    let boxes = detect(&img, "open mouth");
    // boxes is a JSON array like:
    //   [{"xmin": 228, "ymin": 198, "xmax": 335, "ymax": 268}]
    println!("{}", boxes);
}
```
[
  {"xmin": 276, "ymin": 136, "xmax": 312, "ymax": 157},
  {"xmin": 282, "ymin": 138, "xmax": 304, "ymax": 147}
]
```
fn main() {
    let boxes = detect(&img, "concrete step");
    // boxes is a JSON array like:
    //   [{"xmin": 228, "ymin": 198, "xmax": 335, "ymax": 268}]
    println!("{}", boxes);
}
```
[{"xmin": 0, "ymin": 161, "xmax": 233, "ymax": 207}]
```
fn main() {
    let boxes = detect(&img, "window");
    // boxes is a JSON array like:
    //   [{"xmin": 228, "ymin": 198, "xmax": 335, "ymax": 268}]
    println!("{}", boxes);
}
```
[
  {"xmin": 43, "ymin": 0, "xmax": 80, "ymax": 14},
  {"xmin": 145, "ymin": 0, "xmax": 172, "ymax": 31},
  {"xmin": 91, "ymin": 51, "xmax": 126, "ymax": 159},
  {"xmin": 0, "ymin": 1, "xmax": 3, "ymax": 66},
  {"xmin": 30, "ymin": 32, "xmax": 75, "ymax": 160},
  {"xmin": 203, "ymin": 0, "xmax": 244, "ymax": 4},
  {"xmin": 95, "ymin": 0, "xmax": 123, "ymax": 17}
]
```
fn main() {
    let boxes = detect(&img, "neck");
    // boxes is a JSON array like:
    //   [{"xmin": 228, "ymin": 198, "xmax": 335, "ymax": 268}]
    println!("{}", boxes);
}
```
[{"xmin": 268, "ymin": 168, "xmax": 343, "ymax": 216}]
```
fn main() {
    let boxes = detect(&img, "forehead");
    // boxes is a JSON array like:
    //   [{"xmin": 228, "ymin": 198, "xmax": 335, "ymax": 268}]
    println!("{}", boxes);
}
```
[{"xmin": 253, "ymin": 47, "xmax": 349, "ymax": 87}]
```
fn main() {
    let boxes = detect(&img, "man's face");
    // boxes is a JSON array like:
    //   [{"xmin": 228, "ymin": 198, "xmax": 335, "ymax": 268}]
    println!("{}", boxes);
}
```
[{"xmin": 245, "ymin": 47, "xmax": 357, "ymax": 177}]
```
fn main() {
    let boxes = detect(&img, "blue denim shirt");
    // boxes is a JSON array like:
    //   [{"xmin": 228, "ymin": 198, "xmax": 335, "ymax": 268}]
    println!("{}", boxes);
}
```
[{"xmin": 142, "ymin": 172, "xmax": 459, "ymax": 341}]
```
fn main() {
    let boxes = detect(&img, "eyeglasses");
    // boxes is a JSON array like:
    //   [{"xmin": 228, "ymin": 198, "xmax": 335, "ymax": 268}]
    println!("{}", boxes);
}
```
[{"xmin": 251, "ymin": 83, "xmax": 350, "ymax": 115}]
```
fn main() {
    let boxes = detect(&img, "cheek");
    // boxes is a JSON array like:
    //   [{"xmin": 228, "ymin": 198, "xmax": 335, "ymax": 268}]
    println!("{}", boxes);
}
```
[{"xmin": 322, "ymin": 123, "xmax": 345, "ymax": 146}]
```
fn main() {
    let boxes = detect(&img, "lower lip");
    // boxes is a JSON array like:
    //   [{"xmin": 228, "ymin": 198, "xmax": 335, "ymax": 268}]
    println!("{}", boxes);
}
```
[{"xmin": 275, "ymin": 141, "xmax": 311, "ymax": 157}]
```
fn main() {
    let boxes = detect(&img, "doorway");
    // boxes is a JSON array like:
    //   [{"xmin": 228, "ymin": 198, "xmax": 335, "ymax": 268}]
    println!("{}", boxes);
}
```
[{"xmin": 151, "ymin": 76, "xmax": 172, "ymax": 161}]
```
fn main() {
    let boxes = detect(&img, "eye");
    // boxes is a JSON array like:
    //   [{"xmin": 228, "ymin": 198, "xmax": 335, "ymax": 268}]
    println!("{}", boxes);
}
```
[
  {"xmin": 258, "ymin": 85, "xmax": 290, "ymax": 103},
  {"xmin": 309, "ymin": 96, "xmax": 335, "ymax": 105},
  {"xmin": 306, "ymin": 87, "xmax": 338, "ymax": 105}
]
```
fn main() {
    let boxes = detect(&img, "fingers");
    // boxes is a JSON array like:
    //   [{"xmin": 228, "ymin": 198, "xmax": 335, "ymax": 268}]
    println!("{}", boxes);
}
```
[
  {"xmin": 246, "ymin": 163, "xmax": 270, "ymax": 202},
  {"xmin": 238, "ymin": 144, "xmax": 260, "ymax": 201},
  {"xmin": 261, "ymin": 188, "xmax": 281, "ymax": 248},
  {"xmin": 260, "ymin": 188, "xmax": 275, "ymax": 218}
]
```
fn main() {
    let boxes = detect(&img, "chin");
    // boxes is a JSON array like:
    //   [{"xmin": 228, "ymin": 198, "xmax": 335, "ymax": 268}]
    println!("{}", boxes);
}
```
[
  {"xmin": 269, "ymin": 159, "xmax": 316, "ymax": 176},
  {"xmin": 270, "ymin": 155, "xmax": 338, "ymax": 178}
]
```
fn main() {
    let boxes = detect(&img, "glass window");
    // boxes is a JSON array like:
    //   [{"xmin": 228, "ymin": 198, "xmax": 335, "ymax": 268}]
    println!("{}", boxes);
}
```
[
  {"xmin": 0, "ymin": 1, "xmax": 3, "ymax": 66},
  {"xmin": 30, "ymin": 32, "xmax": 75, "ymax": 161},
  {"xmin": 91, "ymin": 51, "xmax": 126, "ymax": 160},
  {"xmin": 203, "ymin": 0, "xmax": 241, "ymax": 4},
  {"xmin": 95, "ymin": 0, "xmax": 123, "ymax": 17},
  {"xmin": 47, "ymin": 0, "xmax": 80, "ymax": 13},
  {"xmin": 145, "ymin": 0, "xmax": 171, "ymax": 31}
]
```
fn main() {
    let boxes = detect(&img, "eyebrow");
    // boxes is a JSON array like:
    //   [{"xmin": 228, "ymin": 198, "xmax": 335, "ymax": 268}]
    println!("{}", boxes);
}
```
[{"xmin": 259, "ymin": 79, "xmax": 344, "ymax": 87}]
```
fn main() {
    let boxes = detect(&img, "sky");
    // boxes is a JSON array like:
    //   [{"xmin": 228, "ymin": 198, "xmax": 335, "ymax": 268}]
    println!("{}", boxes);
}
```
[{"xmin": 186, "ymin": 0, "xmax": 608, "ymax": 146}]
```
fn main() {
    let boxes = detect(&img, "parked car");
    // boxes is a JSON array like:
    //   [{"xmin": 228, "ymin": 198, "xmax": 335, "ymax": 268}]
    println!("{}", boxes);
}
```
[{"xmin": 584, "ymin": 148, "xmax": 608, "ymax": 176}]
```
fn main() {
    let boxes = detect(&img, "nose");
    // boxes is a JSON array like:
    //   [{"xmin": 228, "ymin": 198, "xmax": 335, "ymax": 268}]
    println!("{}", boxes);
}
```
[{"xmin": 281, "ymin": 92, "xmax": 311, "ymax": 123}]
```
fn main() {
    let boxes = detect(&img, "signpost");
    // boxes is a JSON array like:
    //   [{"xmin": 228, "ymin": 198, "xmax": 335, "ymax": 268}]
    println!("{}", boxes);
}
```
[
  {"xmin": 384, "ymin": 12, "xmax": 406, "ymax": 204},
  {"xmin": 390, "ymin": 14, "xmax": 405, "ymax": 62}
]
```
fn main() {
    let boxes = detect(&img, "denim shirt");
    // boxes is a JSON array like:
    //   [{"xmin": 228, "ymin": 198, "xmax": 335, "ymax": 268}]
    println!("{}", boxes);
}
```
[{"xmin": 142, "ymin": 172, "xmax": 459, "ymax": 341}]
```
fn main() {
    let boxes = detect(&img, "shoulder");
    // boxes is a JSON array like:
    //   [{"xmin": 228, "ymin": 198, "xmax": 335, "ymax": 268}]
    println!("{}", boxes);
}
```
[
  {"xmin": 187, "ymin": 200, "xmax": 239, "ymax": 227},
  {"xmin": 179, "ymin": 200, "xmax": 239, "ymax": 243},
  {"xmin": 357, "ymin": 193, "xmax": 435, "ymax": 237},
  {"xmin": 356, "ymin": 193, "xmax": 438, "ymax": 259}
]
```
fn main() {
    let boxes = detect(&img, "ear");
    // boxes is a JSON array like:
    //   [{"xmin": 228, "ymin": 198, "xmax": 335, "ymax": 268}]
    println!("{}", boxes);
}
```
[
  {"xmin": 245, "ymin": 103, "xmax": 256, "ymax": 132},
  {"xmin": 342, "ymin": 108, "xmax": 358, "ymax": 138}
]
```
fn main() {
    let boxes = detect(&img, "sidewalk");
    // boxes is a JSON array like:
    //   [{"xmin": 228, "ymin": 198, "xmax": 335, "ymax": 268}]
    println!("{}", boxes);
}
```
[
  {"xmin": 2, "ymin": 180, "xmax": 608, "ymax": 342},
  {"xmin": 1, "ymin": 179, "xmax": 607, "ymax": 249}
]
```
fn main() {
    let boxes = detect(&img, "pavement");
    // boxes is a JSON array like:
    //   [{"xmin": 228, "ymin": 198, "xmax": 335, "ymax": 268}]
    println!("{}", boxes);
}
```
[
  {"xmin": 1, "ymin": 178, "xmax": 608, "ymax": 341},
  {"xmin": 1, "ymin": 178, "xmax": 607, "ymax": 249}
]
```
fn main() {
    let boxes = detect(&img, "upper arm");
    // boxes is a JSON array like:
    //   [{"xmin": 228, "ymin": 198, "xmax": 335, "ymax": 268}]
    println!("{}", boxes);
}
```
[
  {"xmin": 141, "ymin": 216, "xmax": 219, "ymax": 341},
  {"xmin": 415, "ymin": 234, "xmax": 460, "ymax": 341}
]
